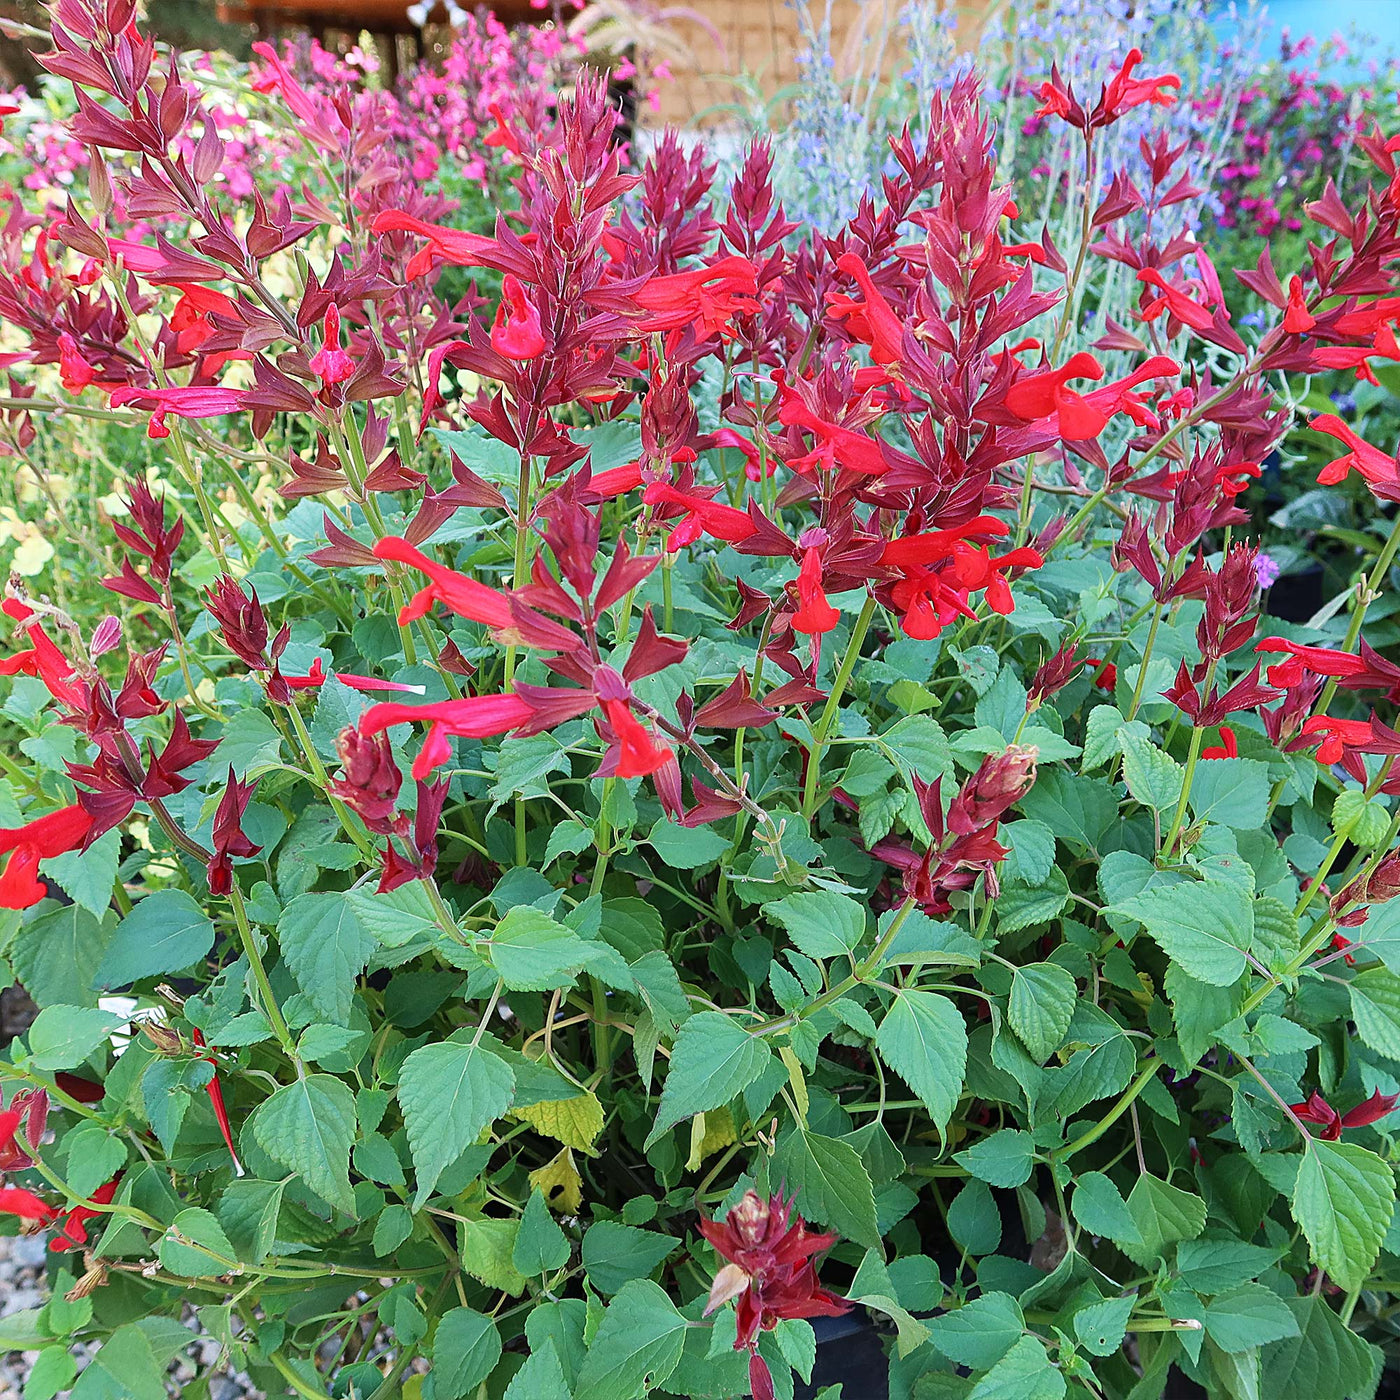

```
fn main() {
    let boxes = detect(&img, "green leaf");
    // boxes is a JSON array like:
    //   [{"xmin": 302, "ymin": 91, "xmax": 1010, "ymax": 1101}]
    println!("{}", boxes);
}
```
[
  {"xmin": 646, "ymin": 1012, "xmax": 771, "ymax": 1147},
  {"xmin": 1261, "ymin": 1296, "xmax": 1378, "ymax": 1400},
  {"xmin": 1008, "ymin": 963, "xmax": 1076, "ymax": 1062},
  {"xmin": 1176, "ymin": 1238, "xmax": 1284, "ymax": 1294},
  {"xmin": 1202, "ymin": 1284, "xmax": 1301, "ymax": 1353},
  {"xmin": 948, "ymin": 1179, "xmax": 1001, "ymax": 1255},
  {"xmin": 12, "ymin": 904, "xmax": 114, "ymax": 1008},
  {"xmin": 68, "ymin": 1324, "xmax": 166, "ymax": 1400},
  {"xmin": 1165, "ymin": 963, "xmax": 1243, "ymax": 1067},
  {"xmin": 502, "ymin": 1340, "xmax": 570, "ymax": 1400},
  {"xmin": 41, "ymin": 829, "xmax": 120, "ymax": 919},
  {"xmin": 276, "ymin": 893, "xmax": 374, "ymax": 1025},
  {"xmin": 1348, "ymin": 969, "xmax": 1400, "ymax": 1058},
  {"xmin": 486, "ymin": 907, "xmax": 593, "ymax": 991},
  {"xmin": 875, "ymin": 989, "xmax": 967, "ymax": 1135},
  {"xmin": 430, "ymin": 1307, "xmax": 502, "ymax": 1400},
  {"xmin": 27, "ymin": 1005, "xmax": 123, "ymax": 1070},
  {"xmin": 157, "ymin": 1207, "xmax": 236, "ymax": 1277},
  {"xmin": 573, "ymin": 1278, "xmax": 688, "ymax": 1400},
  {"xmin": 1002, "ymin": 820, "xmax": 1056, "ymax": 885},
  {"xmin": 1189, "ymin": 757, "xmax": 1271, "ymax": 830},
  {"xmin": 249, "ymin": 1074, "xmax": 357, "ymax": 1214},
  {"xmin": 543, "ymin": 819, "xmax": 594, "ymax": 867},
  {"xmin": 953, "ymin": 1129, "xmax": 1034, "ymax": 1188},
  {"xmin": 1121, "ymin": 733, "xmax": 1183, "ymax": 811},
  {"xmin": 24, "ymin": 1346, "xmax": 77, "ymax": 1400},
  {"xmin": 399, "ymin": 1037, "xmax": 516, "ymax": 1207},
  {"xmin": 94, "ymin": 890, "xmax": 214, "ymax": 991},
  {"xmin": 1121, "ymin": 1175, "xmax": 1206, "ymax": 1266},
  {"xmin": 648, "ymin": 818, "xmax": 729, "ymax": 869},
  {"xmin": 928, "ymin": 1292, "xmax": 1024, "ymax": 1370},
  {"xmin": 216, "ymin": 1178, "xmax": 285, "ymax": 1264},
  {"xmin": 967, "ymin": 1334, "xmax": 1066, "ymax": 1400},
  {"xmin": 772, "ymin": 1127, "xmax": 881, "ymax": 1249},
  {"xmin": 513, "ymin": 1189, "xmax": 570, "ymax": 1276},
  {"xmin": 1291, "ymin": 1139, "xmax": 1396, "ymax": 1291},
  {"xmin": 767, "ymin": 891, "xmax": 866, "ymax": 959},
  {"xmin": 1116, "ymin": 879, "xmax": 1253, "ymax": 986},
  {"xmin": 373, "ymin": 1204, "xmax": 415, "ymax": 1257},
  {"xmin": 1073, "ymin": 1294, "xmax": 1135, "ymax": 1358},
  {"xmin": 581, "ymin": 1221, "xmax": 679, "ymax": 1295}
]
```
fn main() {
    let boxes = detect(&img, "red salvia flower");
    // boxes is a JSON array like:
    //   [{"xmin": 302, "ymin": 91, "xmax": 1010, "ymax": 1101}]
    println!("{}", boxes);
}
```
[
  {"xmin": 0, "ymin": 804, "xmax": 94, "ymax": 909},
  {"xmin": 700, "ymin": 1190, "xmax": 849, "ymax": 1400},
  {"xmin": 791, "ymin": 547, "xmax": 840, "ymax": 635},
  {"xmin": 1283, "ymin": 276, "xmax": 1316, "ymax": 334},
  {"xmin": 1309, "ymin": 415, "xmax": 1400, "ymax": 496},
  {"xmin": 308, "ymin": 304, "xmax": 356, "ymax": 385},
  {"xmin": 57, "ymin": 332, "xmax": 97, "ymax": 394},
  {"xmin": 601, "ymin": 699, "xmax": 674, "ymax": 779},
  {"xmin": 0, "ymin": 1186, "xmax": 58, "ymax": 1229},
  {"xmin": 1100, "ymin": 48, "xmax": 1180, "ymax": 120},
  {"xmin": 1136, "ymin": 267, "xmax": 1215, "ymax": 332},
  {"xmin": 1291, "ymin": 1088, "xmax": 1399, "ymax": 1141},
  {"xmin": 108, "ymin": 384, "xmax": 247, "ymax": 439},
  {"xmin": 50, "ymin": 1176, "xmax": 121, "ymax": 1253},
  {"xmin": 826, "ymin": 252, "xmax": 905, "ymax": 366},
  {"xmin": 632, "ymin": 255, "xmax": 761, "ymax": 339},
  {"xmin": 490, "ymin": 274, "xmax": 546, "ymax": 360},
  {"xmin": 190, "ymin": 1029, "xmax": 244, "ymax": 1176},
  {"xmin": 1202, "ymin": 726, "xmax": 1238, "ymax": 760},
  {"xmin": 330, "ymin": 727, "xmax": 404, "ymax": 834},
  {"xmin": 359, "ymin": 694, "xmax": 535, "ymax": 780},
  {"xmin": 1004, "ymin": 352, "xmax": 1109, "ymax": 440},
  {"xmin": 642, "ymin": 481, "xmax": 757, "ymax": 551}
]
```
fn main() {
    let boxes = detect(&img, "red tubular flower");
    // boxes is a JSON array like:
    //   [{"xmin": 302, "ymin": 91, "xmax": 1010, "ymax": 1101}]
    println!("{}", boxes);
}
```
[
  {"xmin": 1254, "ymin": 638, "xmax": 1382, "ymax": 692},
  {"xmin": 491, "ymin": 275, "xmax": 546, "ymax": 361},
  {"xmin": 1291, "ymin": 1089, "xmax": 1399, "ymax": 1140},
  {"xmin": 108, "ymin": 385, "xmax": 247, "ymax": 439},
  {"xmin": 950, "ymin": 544, "xmax": 1044, "ymax": 615},
  {"xmin": 589, "ymin": 461, "xmax": 645, "ymax": 498},
  {"xmin": 601, "ymin": 700, "xmax": 674, "ymax": 779},
  {"xmin": 1136, "ymin": 268, "xmax": 1215, "ymax": 332},
  {"xmin": 791, "ymin": 548, "xmax": 840, "ymax": 635},
  {"xmin": 889, "ymin": 566, "xmax": 977, "ymax": 640},
  {"xmin": 1297, "ymin": 715, "xmax": 1374, "ymax": 767},
  {"xmin": 1202, "ymin": 726, "xmax": 1238, "ymax": 760},
  {"xmin": 632, "ymin": 255, "xmax": 761, "ymax": 340},
  {"xmin": 50, "ymin": 1176, "xmax": 121, "ymax": 1253},
  {"xmin": 0, "ymin": 1186, "xmax": 57, "ymax": 1229},
  {"xmin": 208, "ymin": 770, "xmax": 261, "ymax": 896},
  {"xmin": 359, "ymin": 694, "xmax": 535, "ymax": 780},
  {"xmin": 330, "ymin": 727, "xmax": 403, "ymax": 833},
  {"xmin": 1100, "ymin": 48, "xmax": 1180, "ymax": 120},
  {"xmin": 370, "ymin": 211, "xmax": 498, "ymax": 279},
  {"xmin": 0, "ymin": 805, "xmax": 94, "ymax": 910},
  {"xmin": 1309, "ymin": 415, "xmax": 1400, "ymax": 495},
  {"xmin": 483, "ymin": 99, "xmax": 522, "ymax": 156},
  {"xmin": 1284, "ymin": 276, "xmax": 1316, "ymax": 334},
  {"xmin": 308, "ymin": 304, "xmax": 356, "ymax": 385},
  {"xmin": 190, "ymin": 1029, "xmax": 244, "ymax": 1177},
  {"xmin": 700, "ymin": 1190, "xmax": 849, "ymax": 1400},
  {"xmin": 1004, "ymin": 352, "xmax": 1108, "ymax": 440},
  {"xmin": 372, "ymin": 537, "xmax": 515, "ymax": 629},
  {"xmin": 826, "ymin": 252, "xmax": 905, "ymax": 366},
  {"xmin": 881, "ymin": 516, "xmax": 1011, "ymax": 569},
  {"xmin": 57, "ymin": 332, "xmax": 97, "ymax": 394},
  {"xmin": 642, "ymin": 481, "xmax": 757, "ymax": 551}
]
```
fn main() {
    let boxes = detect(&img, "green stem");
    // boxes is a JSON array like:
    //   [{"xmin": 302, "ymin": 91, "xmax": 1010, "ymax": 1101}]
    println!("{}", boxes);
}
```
[
  {"xmin": 802, "ymin": 594, "xmax": 877, "ymax": 820},
  {"xmin": 1126, "ymin": 602, "xmax": 1165, "ymax": 721},
  {"xmin": 1161, "ymin": 660, "xmax": 1217, "ymax": 855},
  {"xmin": 228, "ymin": 883, "xmax": 296, "ymax": 1059},
  {"xmin": 1051, "ymin": 1059, "xmax": 1160, "ymax": 1162}
]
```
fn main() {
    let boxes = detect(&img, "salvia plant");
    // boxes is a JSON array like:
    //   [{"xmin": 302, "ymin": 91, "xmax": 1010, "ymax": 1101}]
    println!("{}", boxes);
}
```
[{"xmin": 1, "ymin": 4, "xmax": 1400, "ymax": 1400}]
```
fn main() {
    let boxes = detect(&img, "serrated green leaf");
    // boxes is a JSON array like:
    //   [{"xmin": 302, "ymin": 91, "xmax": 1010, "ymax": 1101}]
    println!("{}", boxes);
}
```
[
  {"xmin": 1121, "ymin": 733, "xmax": 1183, "ymax": 811},
  {"xmin": 513, "ymin": 1188, "xmax": 570, "ymax": 1276},
  {"xmin": 968, "ymin": 1334, "xmax": 1065, "ymax": 1400},
  {"xmin": 277, "ymin": 893, "xmax": 374, "ymax": 1024},
  {"xmin": 486, "ymin": 907, "xmax": 593, "ymax": 992},
  {"xmin": 399, "ymin": 1037, "xmax": 516, "ymax": 1207},
  {"xmin": 1073, "ymin": 1294, "xmax": 1135, "ymax": 1358},
  {"xmin": 573, "ymin": 1279, "xmax": 688, "ymax": 1400},
  {"xmin": 1202, "ymin": 1284, "xmax": 1301, "ymax": 1353},
  {"xmin": 249, "ymin": 1074, "xmax": 357, "ymax": 1214},
  {"xmin": 772, "ymin": 1127, "xmax": 881, "ymax": 1250},
  {"xmin": 1121, "ymin": 1175, "xmax": 1205, "ymax": 1266},
  {"xmin": 767, "ymin": 891, "xmax": 866, "ymax": 959},
  {"xmin": 94, "ymin": 890, "xmax": 214, "ymax": 991},
  {"xmin": 582, "ymin": 1221, "xmax": 678, "ymax": 1295},
  {"xmin": 1349, "ymin": 968, "xmax": 1400, "ymax": 1058},
  {"xmin": 1291, "ymin": 1139, "xmax": 1395, "ymax": 1292},
  {"xmin": 1116, "ymin": 879, "xmax": 1253, "ymax": 986},
  {"xmin": 646, "ymin": 1012, "xmax": 770, "ymax": 1147},
  {"xmin": 27, "ymin": 1004, "xmax": 123, "ymax": 1070},
  {"xmin": 875, "ymin": 988, "xmax": 966, "ymax": 1135},
  {"xmin": 928, "ymin": 1292, "xmax": 1024, "ymax": 1370},
  {"xmin": 430, "ymin": 1307, "xmax": 502, "ymax": 1400},
  {"xmin": 953, "ymin": 1129, "xmax": 1034, "ymax": 1188},
  {"xmin": 1009, "ymin": 962, "xmax": 1076, "ymax": 1062},
  {"xmin": 157, "ymin": 1207, "xmax": 236, "ymax": 1277}
]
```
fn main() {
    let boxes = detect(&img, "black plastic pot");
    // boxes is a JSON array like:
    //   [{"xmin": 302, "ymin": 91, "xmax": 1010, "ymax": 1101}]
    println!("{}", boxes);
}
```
[{"xmin": 796, "ymin": 1314, "xmax": 889, "ymax": 1400}]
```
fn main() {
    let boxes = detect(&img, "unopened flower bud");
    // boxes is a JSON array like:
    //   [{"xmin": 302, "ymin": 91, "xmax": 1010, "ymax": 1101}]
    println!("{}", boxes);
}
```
[
  {"xmin": 138, "ymin": 1016, "xmax": 183, "ymax": 1056},
  {"xmin": 329, "ymin": 726, "xmax": 403, "ymax": 833},
  {"xmin": 947, "ymin": 745, "xmax": 1039, "ymax": 836}
]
